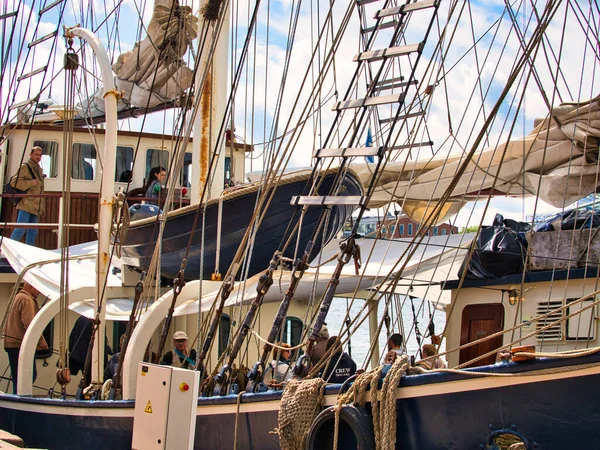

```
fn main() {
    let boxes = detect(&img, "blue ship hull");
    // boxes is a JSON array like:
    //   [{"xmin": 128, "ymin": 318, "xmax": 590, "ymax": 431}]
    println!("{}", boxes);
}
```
[{"xmin": 0, "ymin": 353, "xmax": 598, "ymax": 449}]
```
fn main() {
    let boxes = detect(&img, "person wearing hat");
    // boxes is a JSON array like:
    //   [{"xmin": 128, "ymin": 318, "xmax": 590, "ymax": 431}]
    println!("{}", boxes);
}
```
[
  {"xmin": 263, "ymin": 342, "xmax": 292, "ymax": 387},
  {"xmin": 160, "ymin": 331, "xmax": 196, "ymax": 369},
  {"xmin": 308, "ymin": 324, "xmax": 330, "ymax": 365}
]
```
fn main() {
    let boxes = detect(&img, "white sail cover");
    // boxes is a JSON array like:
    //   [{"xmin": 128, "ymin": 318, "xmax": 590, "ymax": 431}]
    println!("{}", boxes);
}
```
[
  {"xmin": 72, "ymin": 0, "xmax": 198, "ymax": 120},
  {"xmin": 0, "ymin": 239, "xmax": 128, "ymax": 320},
  {"xmin": 355, "ymin": 95, "xmax": 600, "ymax": 223},
  {"xmin": 173, "ymin": 233, "xmax": 475, "ymax": 315}
]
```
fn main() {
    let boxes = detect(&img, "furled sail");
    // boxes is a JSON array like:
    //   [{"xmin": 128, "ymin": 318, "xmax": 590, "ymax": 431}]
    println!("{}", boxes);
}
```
[
  {"xmin": 356, "ymin": 95, "xmax": 600, "ymax": 224},
  {"xmin": 81, "ymin": 0, "xmax": 198, "ymax": 119},
  {"xmin": 23, "ymin": 0, "xmax": 197, "ymax": 123}
]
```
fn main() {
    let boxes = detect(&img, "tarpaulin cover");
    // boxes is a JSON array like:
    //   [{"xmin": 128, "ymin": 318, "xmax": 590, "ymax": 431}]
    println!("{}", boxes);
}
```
[{"xmin": 460, "ymin": 214, "xmax": 530, "ymax": 279}]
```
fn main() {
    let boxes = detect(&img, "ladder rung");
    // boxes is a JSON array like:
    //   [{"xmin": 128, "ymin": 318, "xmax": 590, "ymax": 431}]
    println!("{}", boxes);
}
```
[
  {"xmin": 17, "ymin": 66, "xmax": 47, "ymax": 82},
  {"xmin": 28, "ymin": 31, "xmax": 57, "ymax": 48},
  {"xmin": 9, "ymin": 97, "xmax": 38, "ymax": 111},
  {"xmin": 379, "ymin": 110, "xmax": 425, "ymax": 124},
  {"xmin": 39, "ymin": 0, "xmax": 63, "ymax": 16},
  {"xmin": 357, "ymin": 0, "xmax": 380, "ymax": 6},
  {"xmin": 375, "ymin": 0, "xmax": 438, "ymax": 19},
  {"xmin": 0, "ymin": 10, "xmax": 18, "ymax": 20},
  {"xmin": 375, "ymin": 78, "xmax": 417, "ymax": 92},
  {"xmin": 314, "ymin": 147, "xmax": 385, "ymax": 158},
  {"xmin": 333, "ymin": 93, "xmax": 404, "ymax": 111},
  {"xmin": 353, "ymin": 43, "xmax": 422, "ymax": 62},
  {"xmin": 390, "ymin": 140, "xmax": 433, "ymax": 151},
  {"xmin": 362, "ymin": 20, "xmax": 398, "ymax": 34},
  {"xmin": 291, "ymin": 196, "xmax": 366, "ymax": 206}
]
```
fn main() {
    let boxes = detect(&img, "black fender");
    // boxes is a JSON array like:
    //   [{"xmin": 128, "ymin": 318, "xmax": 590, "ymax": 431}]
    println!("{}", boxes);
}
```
[{"xmin": 305, "ymin": 404, "xmax": 375, "ymax": 450}]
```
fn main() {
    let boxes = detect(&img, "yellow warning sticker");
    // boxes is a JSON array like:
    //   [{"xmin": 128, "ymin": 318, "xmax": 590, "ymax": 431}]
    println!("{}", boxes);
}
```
[{"xmin": 145, "ymin": 401, "xmax": 153, "ymax": 414}]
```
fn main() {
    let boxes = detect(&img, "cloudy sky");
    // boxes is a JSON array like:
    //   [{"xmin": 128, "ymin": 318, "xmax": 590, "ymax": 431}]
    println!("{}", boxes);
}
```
[{"xmin": 2, "ymin": 0, "xmax": 599, "ymax": 227}]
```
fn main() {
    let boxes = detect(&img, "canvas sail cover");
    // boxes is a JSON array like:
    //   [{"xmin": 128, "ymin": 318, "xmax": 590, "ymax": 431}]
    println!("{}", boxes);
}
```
[
  {"xmin": 355, "ymin": 95, "xmax": 600, "ymax": 223},
  {"xmin": 82, "ymin": 0, "xmax": 198, "ymax": 118},
  {"xmin": 22, "ymin": 0, "xmax": 198, "ymax": 122}
]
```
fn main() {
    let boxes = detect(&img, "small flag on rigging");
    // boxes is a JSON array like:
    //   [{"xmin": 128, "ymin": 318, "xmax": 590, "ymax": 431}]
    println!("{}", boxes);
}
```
[{"xmin": 365, "ymin": 127, "xmax": 374, "ymax": 163}]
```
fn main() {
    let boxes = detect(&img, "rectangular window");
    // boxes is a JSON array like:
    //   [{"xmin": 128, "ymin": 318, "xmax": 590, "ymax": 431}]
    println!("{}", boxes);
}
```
[
  {"xmin": 146, "ymin": 149, "xmax": 169, "ymax": 182},
  {"xmin": 399, "ymin": 224, "xmax": 404, "ymax": 236},
  {"xmin": 219, "ymin": 314, "xmax": 231, "ymax": 355},
  {"xmin": 390, "ymin": 225, "xmax": 395, "ymax": 236},
  {"xmin": 72, "ymin": 143, "xmax": 96, "ymax": 180},
  {"xmin": 115, "ymin": 146, "xmax": 134, "ymax": 182},
  {"xmin": 33, "ymin": 140, "xmax": 58, "ymax": 178},
  {"xmin": 433, "ymin": 227, "xmax": 438, "ymax": 236},
  {"xmin": 408, "ymin": 223, "xmax": 413, "ymax": 236},
  {"xmin": 180, "ymin": 153, "xmax": 192, "ymax": 187},
  {"xmin": 224, "ymin": 156, "xmax": 232, "ymax": 186},
  {"xmin": 441, "ymin": 229, "xmax": 447, "ymax": 235}
]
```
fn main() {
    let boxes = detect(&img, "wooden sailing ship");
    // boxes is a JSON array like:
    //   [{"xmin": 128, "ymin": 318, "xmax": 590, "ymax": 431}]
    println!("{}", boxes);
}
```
[{"xmin": 0, "ymin": 0, "xmax": 598, "ymax": 449}]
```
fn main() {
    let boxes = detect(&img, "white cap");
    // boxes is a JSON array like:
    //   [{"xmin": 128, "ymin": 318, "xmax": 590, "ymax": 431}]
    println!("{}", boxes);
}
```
[{"xmin": 173, "ymin": 331, "xmax": 188, "ymax": 340}]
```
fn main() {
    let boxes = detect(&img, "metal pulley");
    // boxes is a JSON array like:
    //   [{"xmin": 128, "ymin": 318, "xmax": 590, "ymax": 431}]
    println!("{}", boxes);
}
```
[{"xmin": 64, "ymin": 38, "xmax": 79, "ymax": 71}]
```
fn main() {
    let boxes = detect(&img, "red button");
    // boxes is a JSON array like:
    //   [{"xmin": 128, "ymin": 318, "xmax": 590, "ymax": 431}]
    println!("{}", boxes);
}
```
[{"xmin": 180, "ymin": 383, "xmax": 190, "ymax": 392}]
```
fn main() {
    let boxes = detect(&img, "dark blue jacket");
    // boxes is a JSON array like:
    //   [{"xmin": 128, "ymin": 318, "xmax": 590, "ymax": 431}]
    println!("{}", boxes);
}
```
[{"xmin": 322, "ymin": 352, "xmax": 356, "ymax": 383}]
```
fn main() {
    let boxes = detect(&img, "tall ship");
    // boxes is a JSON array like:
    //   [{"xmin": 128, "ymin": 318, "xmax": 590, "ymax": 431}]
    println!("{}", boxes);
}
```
[{"xmin": 0, "ymin": 0, "xmax": 598, "ymax": 449}]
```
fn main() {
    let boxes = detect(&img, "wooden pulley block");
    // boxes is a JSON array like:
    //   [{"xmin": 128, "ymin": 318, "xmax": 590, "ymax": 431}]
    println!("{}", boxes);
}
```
[{"xmin": 56, "ymin": 367, "xmax": 72, "ymax": 385}]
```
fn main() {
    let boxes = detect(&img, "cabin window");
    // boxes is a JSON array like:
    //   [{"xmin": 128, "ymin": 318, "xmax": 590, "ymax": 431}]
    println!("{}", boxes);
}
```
[
  {"xmin": 72, "ymin": 143, "xmax": 96, "ymax": 180},
  {"xmin": 180, "ymin": 153, "xmax": 192, "ymax": 188},
  {"xmin": 441, "ymin": 229, "xmax": 447, "ymax": 235},
  {"xmin": 399, "ymin": 224, "xmax": 404, "ymax": 236},
  {"xmin": 433, "ymin": 227, "xmax": 438, "ymax": 236},
  {"xmin": 146, "ymin": 149, "xmax": 169, "ymax": 181},
  {"xmin": 408, "ymin": 223, "xmax": 413, "ymax": 236},
  {"xmin": 112, "ymin": 321, "xmax": 128, "ymax": 351},
  {"xmin": 218, "ymin": 314, "xmax": 231, "ymax": 355},
  {"xmin": 33, "ymin": 140, "xmax": 58, "ymax": 178},
  {"xmin": 224, "ymin": 156, "xmax": 232, "ymax": 186},
  {"xmin": 115, "ymin": 146, "xmax": 134, "ymax": 183},
  {"xmin": 390, "ymin": 225, "xmax": 395, "ymax": 236},
  {"xmin": 283, "ymin": 317, "xmax": 303, "ymax": 350}
]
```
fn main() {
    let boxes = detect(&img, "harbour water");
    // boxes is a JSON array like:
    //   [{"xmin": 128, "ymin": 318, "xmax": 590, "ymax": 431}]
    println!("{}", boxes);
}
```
[{"xmin": 326, "ymin": 297, "xmax": 446, "ymax": 368}]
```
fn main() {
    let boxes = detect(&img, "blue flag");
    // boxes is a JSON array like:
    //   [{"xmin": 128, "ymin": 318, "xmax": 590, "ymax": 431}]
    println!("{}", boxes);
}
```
[{"xmin": 365, "ymin": 127, "xmax": 374, "ymax": 163}]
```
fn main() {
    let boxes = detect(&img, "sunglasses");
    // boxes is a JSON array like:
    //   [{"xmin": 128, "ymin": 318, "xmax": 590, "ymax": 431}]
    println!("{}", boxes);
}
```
[{"xmin": 174, "ymin": 339, "xmax": 187, "ymax": 343}]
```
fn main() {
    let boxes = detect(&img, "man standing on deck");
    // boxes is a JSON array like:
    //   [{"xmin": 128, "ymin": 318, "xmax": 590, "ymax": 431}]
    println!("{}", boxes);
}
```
[
  {"xmin": 385, "ymin": 333, "xmax": 407, "ymax": 363},
  {"xmin": 3, "ymin": 283, "xmax": 48, "ymax": 394},
  {"xmin": 9, "ymin": 146, "xmax": 45, "ymax": 246}
]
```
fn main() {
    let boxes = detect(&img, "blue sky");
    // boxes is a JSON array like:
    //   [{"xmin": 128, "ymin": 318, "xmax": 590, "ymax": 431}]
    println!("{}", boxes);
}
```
[{"xmin": 2, "ymin": 0, "xmax": 599, "ymax": 227}]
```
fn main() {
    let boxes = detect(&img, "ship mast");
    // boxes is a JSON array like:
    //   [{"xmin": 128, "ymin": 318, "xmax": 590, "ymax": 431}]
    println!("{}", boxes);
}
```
[
  {"xmin": 191, "ymin": 0, "xmax": 230, "ymax": 203},
  {"xmin": 64, "ymin": 27, "xmax": 118, "ymax": 386}
]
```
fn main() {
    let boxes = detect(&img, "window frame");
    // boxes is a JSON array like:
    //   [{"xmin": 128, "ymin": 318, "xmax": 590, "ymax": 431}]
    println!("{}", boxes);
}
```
[{"xmin": 33, "ymin": 140, "xmax": 59, "ymax": 179}]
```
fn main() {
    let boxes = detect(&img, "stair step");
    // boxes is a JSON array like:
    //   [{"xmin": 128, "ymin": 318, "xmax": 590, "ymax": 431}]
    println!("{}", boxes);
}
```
[
  {"xmin": 374, "ymin": 78, "xmax": 418, "ymax": 92},
  {"xmin": 353, "ymin": 43, "xmax": 422, "ymax": 62},
  {"xmin": 39, "ymin": 0, "xmax": 63, "ymax": 16},
  {"xmin": 379, "ymin": 110, "xmax": 425, "ymax": 124},
  {"xmin": 362, "ymin": 20, "xmax": 398, "ymax": 34},
  {"xmin": 357, "ymin": 0, "xmax": 380, "ymax": 6},
  {"xmin": 390, "ymin": 140, "xmax": 433, "ymax": 150},
  {"xmin": 375, "ymin": 0, "xmax": 439, "ymax": 19},
  {"xmin": 333, "ymin": 93, "xmax": 405, "ymax": 111},
  {"xmin": 28, "ymin": 30, "xmax": 57, "ymax": 48},
  {"xmin": 314, "ymin": 147, "xmax": 385, "ymax": 158},
  {"xmin": 291, "ymin": 196, "xmax": 366, "ymax": 206},
  {"xmin": 17, "ymin": 66, "xmax": 47, "ymax": 82},
  {"xmin": 0, "ymin": 10, "xmax": 18, "ymax": 20}
]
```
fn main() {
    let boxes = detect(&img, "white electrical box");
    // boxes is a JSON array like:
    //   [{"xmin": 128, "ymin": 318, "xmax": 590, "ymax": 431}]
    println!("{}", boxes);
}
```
[{"xmin": 132, "ymin": 363, "xmax": 200, "ymax": 450}]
